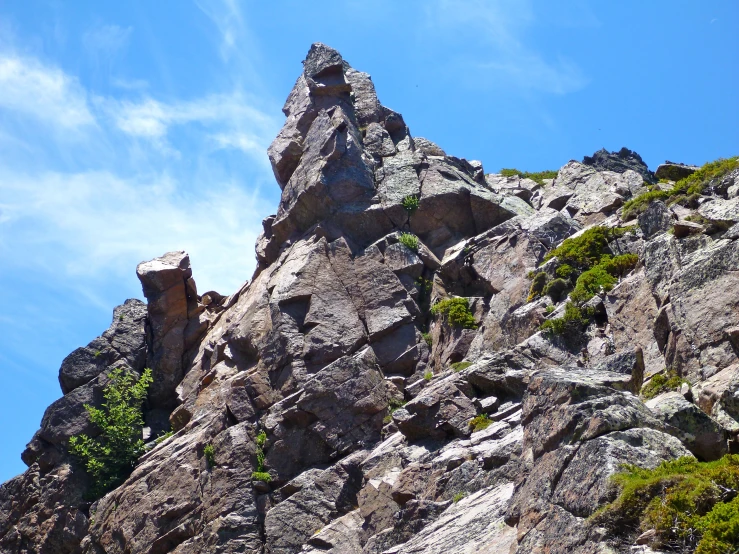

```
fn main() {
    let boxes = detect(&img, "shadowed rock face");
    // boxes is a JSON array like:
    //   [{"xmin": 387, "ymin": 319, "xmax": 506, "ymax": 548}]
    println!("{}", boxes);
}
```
[{"xmin": 2, "ymin": 43, "xmax": 739, "ymax": 554}]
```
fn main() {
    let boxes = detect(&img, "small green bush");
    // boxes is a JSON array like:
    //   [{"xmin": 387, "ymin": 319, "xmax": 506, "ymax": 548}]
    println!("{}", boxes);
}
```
[
  {"xmin": 555, "ymin": 264, "xmax": 576, "ymax": 280},
  {"xmin": 544, "ymin": 278, "xmax": 569, "ymax": 302},
  {"xmin": 527, "ymin": 272, "xmax": 547, "ymax": 302},
  {"xmin": 641, "ymin": 370, "xmax": 688, "ymax": 400},
  {"xmin": 469, "ymin": 414, "xmax": 492, "ymax": 432},
  {"xmin": 622, "ymin": 157, "xmax": 739, "ymax": 221},
  {"xmin": 545, "ymin": 305, "xmax": 555, "ymax": 315},
  {"xmin": 251, "ymin": 471, "xmax": 272, "ymax": 483},
  {"xmin": 383, "ymin": 414, "xmax": 392, "ymax": 425},
  {"xmin": 251, "ymin": 430, "xmax": 270, "ymax": 481},
  {"xmin": 398, "ymin": 232, "xmax": 419, "ymax": 252},
  {"xmin": 69, "ymin": 368, "xmax": 153, "ymax": 499},
  {"xmin": 402, "ymin": 195, "xmax": 420, "ymax": 213},
  {"xmin": 540, "ymin": 303, "xmax": 593, "ymax": 338},
  {"xmin": 544, "ymin": 226, "xmax": 627, "ymax": 269},
  {"xmin": 388, "ymin": 398, "xmax": 406, "ymax": 413},
  {"xmin": 451, "ymin": 361, "xmax": 472, "ymax": 372},
  {"xmin": 569, "ymin": 265, "xmax": 617, "ymax": 304},
  {"xmin": 452, "ymin": 491, "xmax": 468, "ymax": 503},
  {"xmin": 430, "ymin": 297, "xmax": 477, "ymax": 329},
  {"xmin": 155, "ymin": 430, "xmax": 174, "ymax": 444},
  {"xmin": 499, "ymin": 168, "xmax": 558, "ymax": 185},
  {"xmin": 421, "ymin": 332, "xmax": 432, "ymax": 347},
  {"xmin": 594, "ymin": 454, "xmax": 739, "ymax": 552},
  {"xmin": 622, "ymin": 190, "xmax": 670, "ymax": 221},
  {"xmin": 424, "ymin": 371, "xmax": 433, "ymax": 381},
  {"xmin": 204, "ymin": 444, "xmax": 216, "ymax": 467}
]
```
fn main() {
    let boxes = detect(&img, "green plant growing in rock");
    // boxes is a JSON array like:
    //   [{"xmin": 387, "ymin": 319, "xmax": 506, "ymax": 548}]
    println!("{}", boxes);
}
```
[
  {"xmin": 204, "ymin": 444, "xmax": 216, "ymax": 467},
  {"xmin": 422, "ymin": 332, "xmax": 432, "ymax": 347},
  {"xmin": 430, "ymin": 297, "xmax": 477, "ymax": 329},
  {"xmin": 451, "ymin": 361, "xmax": 472, "ymax": 372},
  {"xmin": 424, "ymin": 371, "xmax": 433, "ymax": 381},
  {"xmin": 251, "ymin": 430, "xmax": 271, "ymax": 482},
  {"xmin": 398, "ymin": 232, "xmax": 419, "ymax": 252},
  {"xmin": 544, "ymin": 278, "xmax": 569, "ymax": 302},
  {"xmin": 499, "ymin": 168, "xmax": 558, "ymax": 186},
  {"xmin": 593, "ymin": 454, "xmax": 739, "ymax": 553},
  {"xmin": 68, "ymin": 368, "xmax": 153, "ymax": 499},
  {"xmin": 469, "ymin": 414, "xmax": 492, "ymax": 432},
  {"xmin": 388, "ymin": 398, "xmax": 406, "ymax": 413},
  {"xmin": 640, "ymin": 370, "xmax": 690, "ymax": 400},
  {"xmin": 155, "ymin": 430, "xmax": 174, "ymax": 445},
  {"xmin": 527, "ymin": 271, "xmax": 547, "ymax": 302},
  {"xmin": 545, "ymin": 305, "xmax": 555, "ymax": 315},
  {"xmin": 453, "ymin": 492, "xmax": 468, "ymax": 503},
  {"xmin": 401, "ymin": 195, "xmax": 420, "ymax": 213},
  {"xmin": 540, "ymin": 303, "xmax": 594, "ymax": 341},
  {"xmin": 622, "ymin": 156, "xmax": 739, "ymax": 220}
]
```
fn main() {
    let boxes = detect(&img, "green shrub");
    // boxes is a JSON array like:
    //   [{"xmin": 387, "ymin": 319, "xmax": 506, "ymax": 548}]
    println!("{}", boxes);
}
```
[
  {"xmin": 68, "ymin": 368, "xmax": 153, "ymax": 499},
  {"xmin": 155, "ymin": 430, "xmax": 174, "ymax": 444},
  {"xmin": 451, "ymin": 361, "xmax": 472, "ymax": 372},
  {"xmin": 401, "ymin": 195, "xmax": 420, "ymax": 212},
  {"xmin": 622, "ymin": 157, "xmax": 739, "ymax": 221},
  {"xmin": 544, "ymin": 278, "xmax": 569, "ymax": 302},
  {"xmin": 204, "ymin": 444, "xmax": 216, "ymax": 467},
  {"xmin": 527, "ymin": 271, "xmax": 547, "ymax": 302},
  {"xmin": 594, "ymin": 455, "xmax": 739, "ymax": 552},
  {"xmin": 540, "ymin": 303, "xmax": 594, "ymax": 338},
  {"xmin": 469, "ymin": 414, "xmax": 492, "ymax": 432},
  {"xmin": 388, "ymin": 398, "xmax": 406, "ymax": 413},
  {"xmin": 452, "ymin": 491, "xmax": 468, "ymax": 503},
  {"xmin": 424, "ymin": 371, "xmax": 433, "ymax": 381},
  {"xmin": 421, "ymin": 332, "xmax": 432, "ymax": 347},
  {"xmin": 545, "ymin": 305, "xmax": 555, "ymax": 315},
  {"xmin": 251, "ymin": 430, "xmax": 270, "ymax": 481},
  {"xmin": 499, "ymin": 168, "xmax": 558, "ymax": 185},
  {"xmin": 622, "ymin": 190, "xmax": 671, "ymax": 221},
  {"xmin": 641, "ymin": 370, "xmax": 688, "ymax": 400},
  {"xmin": 569, "ymin": 265, "xmax": 617, "ymax": 304},
  {"xmin": 383, "ymin": 414, "xmax": 392, "ymax": 425},
  {"xmin": 398, "ymin": 232, "xmax": 419, "ymax": 252},
  {"xmin": 544, "ymin": 226, "xmax": 627, "ymax": 269},
  {"xmin": 251, "ymin": 471, "xmax": 272, "ymax": 483},
  {"xmin": 430, "ymin": 297, "xmax": 477, "ymax": 329},
  {"xmin": 555, "ymin": 264, "xmax": 576, "ymax": 280}
]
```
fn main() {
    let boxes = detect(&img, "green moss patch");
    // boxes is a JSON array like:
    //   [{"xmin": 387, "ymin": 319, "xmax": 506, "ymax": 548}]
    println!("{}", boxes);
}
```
[
  {"xmin": 431, "ymin": 297, "xmax": 477, "ymax": 329},
  {"xmin": 469, "ymin": 414, "xmax": 492, "ymax": 432},
  {"xmin": 499, "ymin": 168, "xmax": 558, "ymax": 185},
  {"xmin": 622, "ymin": 157, "xmax": 739, "ymax": 221},
  {"xmin": 594, "ymin": 455, "xmax": 739, "ymax": 553},
  {"xmin": 641, "ymin": 370, "xmax": 689, "ymax": 400}
]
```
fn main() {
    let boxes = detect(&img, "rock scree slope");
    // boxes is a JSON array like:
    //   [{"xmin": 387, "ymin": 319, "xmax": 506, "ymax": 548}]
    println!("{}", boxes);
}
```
[{"xmin": 2, "ymin": 43, "xmax": 739, "ymax": 554}]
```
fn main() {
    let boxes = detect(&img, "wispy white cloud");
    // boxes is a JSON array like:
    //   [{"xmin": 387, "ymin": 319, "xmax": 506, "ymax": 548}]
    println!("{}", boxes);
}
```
[
  {"xmin": 0, "ymin": 43, "xmax": 280, "ymax": 296},
  {"xmin": 0, "ymin": 168, "xmax": 271, "ymax": 295},
  {"xmin": 82, "ymin": 23, "xmax": 132, "ymax": 55},
  {"xmin": 0, "ymin": 54, "xmax": 95, "ymax": 128},
  {"xmin": 424, "ymin": 0, "xmax": 588, "ymax": 95},
  {"xmin": 194, "ymin": 0, "xmax": 246, "ymax": 62}
]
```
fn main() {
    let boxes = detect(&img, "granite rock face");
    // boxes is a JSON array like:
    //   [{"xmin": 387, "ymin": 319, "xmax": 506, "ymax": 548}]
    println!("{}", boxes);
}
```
[{"xmin": 2, "ymin": 43, "xmax": 738, "ymax": 554}]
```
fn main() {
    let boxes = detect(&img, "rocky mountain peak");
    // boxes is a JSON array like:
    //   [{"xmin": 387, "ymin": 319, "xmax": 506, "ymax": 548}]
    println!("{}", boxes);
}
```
[{"xmin": 2, "ymin": 44, "xmax": 739, "ymax": 554}]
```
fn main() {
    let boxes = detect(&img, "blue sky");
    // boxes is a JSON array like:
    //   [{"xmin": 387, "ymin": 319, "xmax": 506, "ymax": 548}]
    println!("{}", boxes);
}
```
[{"xmin": 0, "ymin": 1, "xmax": 737, "ymax": 483}]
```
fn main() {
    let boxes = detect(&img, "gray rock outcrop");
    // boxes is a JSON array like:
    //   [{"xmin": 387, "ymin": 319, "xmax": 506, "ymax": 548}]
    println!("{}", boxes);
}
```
[{"xmin": 1, "ymin": 43, "xmax": 737, "ymax": 554}]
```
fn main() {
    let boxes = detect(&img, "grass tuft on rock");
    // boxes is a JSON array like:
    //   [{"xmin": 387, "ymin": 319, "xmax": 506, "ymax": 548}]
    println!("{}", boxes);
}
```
[
  {"xmin": 622, "ymin": 156, "xmax": 739, "ymax": 221},
  {"xmin": 469, "ymin": 414, "xmax": 492, "ymax": 432},
  {"xmin": 401, "ymin": 195, "xmax": 420, "ymax": 212},
  {"xmin": 499, "ymin": 168, "xmax": 558, "ymax": 185},
  {"xmin": 398, "ymin": 232, "xmax": 419, "ymax": 252},
  {"xmin": 451, "ymin": 361, "xmax": 472, "ymax": 372},
  {"xmin": 593, "ymin": 454, "xmax": 739, "ymax": 553},
  {"xmin": 640, "ymin": 370, "xmax": 689, "ymax": 400},
  {"xmin": 431, "ymin": 297, "xmax": 477, "ymax": 329}
]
